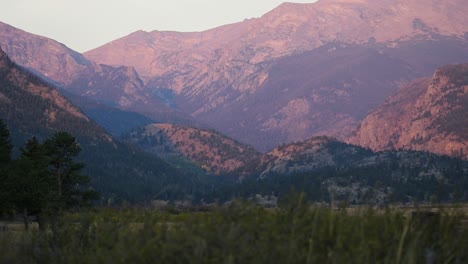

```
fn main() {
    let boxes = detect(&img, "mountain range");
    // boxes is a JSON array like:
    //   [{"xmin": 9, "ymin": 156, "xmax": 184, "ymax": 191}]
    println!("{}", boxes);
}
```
[
  {"xmin": 0, "ymin": 47, "xmax": 205, "ymax": 202},
  {"xmin": 0, "ymin": 0, "xmax": 467, "ymax": 203},
  {"xmin": 0, "ymin": 21, "xmax": 195, "ymax": 128},
  {"xmin": 1, "ymin": 0, "xmax": 467, "ymax": 152},
  {"xmin": 84, "ymin": 0, "xmax": 468, "ymax": 150},
  {"xmin": 211, "ymin": 136, "xmax": 467, "ymax": 204}
]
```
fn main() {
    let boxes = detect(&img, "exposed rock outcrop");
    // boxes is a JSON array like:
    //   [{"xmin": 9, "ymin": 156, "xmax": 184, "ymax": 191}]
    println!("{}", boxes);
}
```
[{"xmin": 348, "ymin": 64, "xmax": 468, "ymax": 159}]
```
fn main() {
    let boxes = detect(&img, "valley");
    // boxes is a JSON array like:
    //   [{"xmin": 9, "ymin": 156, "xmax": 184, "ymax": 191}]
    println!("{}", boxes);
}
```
[
  {"xmin": 0, "ymin": 0, "xmax": 466, "ymax": 205},
  {"xmin": 1, "ymin": 0, "xmax": 467, "ymax": 262}
]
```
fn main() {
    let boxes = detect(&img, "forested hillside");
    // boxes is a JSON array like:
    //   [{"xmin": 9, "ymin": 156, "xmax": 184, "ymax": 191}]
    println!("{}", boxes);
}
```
[
  {"xmin": 204, "ymin": 137, "xmax": 468, "ymax": 204},
  {"xmin": 0, "ymin": 47, "xmax": 207, "ymax": 202},
  {"xmin": 124, "ymin": 124, "xmax": 261, "ymax": 176}
]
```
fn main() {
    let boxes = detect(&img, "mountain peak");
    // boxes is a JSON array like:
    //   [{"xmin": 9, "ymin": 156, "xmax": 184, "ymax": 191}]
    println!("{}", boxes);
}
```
[
  {"xmin": 82, "ymin": 0, "xmax": 468, "ymax": 151},
  {"xmin": 0, "ymin": 21, "xmax": 91, "ymax": 85},
  {"xmin": 2, "ymin": 0, "xmax": 467, "ymax": 153}
]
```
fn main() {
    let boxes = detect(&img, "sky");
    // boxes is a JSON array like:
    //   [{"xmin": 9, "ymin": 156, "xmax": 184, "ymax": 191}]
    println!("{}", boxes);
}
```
[{"xmin": 1, "ymin": 0, "xmax": 318, "ymax": 52}]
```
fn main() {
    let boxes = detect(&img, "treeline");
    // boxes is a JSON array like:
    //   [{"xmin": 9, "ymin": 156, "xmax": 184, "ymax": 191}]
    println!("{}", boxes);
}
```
[
  {"xmin": 0, "ymin": 119, "xmax": 98, "ymax": 229},
  {"xmin": 204, "ymin": 158, "xmax": 468, "ymax": 205}
]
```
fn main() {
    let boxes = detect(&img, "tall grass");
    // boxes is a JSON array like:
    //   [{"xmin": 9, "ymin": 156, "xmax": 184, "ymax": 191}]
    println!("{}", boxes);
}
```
[{"xmin": 1, "ymin": 200, "xmax": 466, "ymax": 263}]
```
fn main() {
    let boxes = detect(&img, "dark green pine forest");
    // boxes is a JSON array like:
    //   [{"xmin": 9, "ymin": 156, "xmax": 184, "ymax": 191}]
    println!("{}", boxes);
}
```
[{"xmin": 0, "ymin": 124, "xmax": 98, "ymax": 227}]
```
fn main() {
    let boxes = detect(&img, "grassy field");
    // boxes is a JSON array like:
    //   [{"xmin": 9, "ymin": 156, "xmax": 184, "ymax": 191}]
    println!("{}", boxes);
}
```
[{"xmin": 1, "ymin": 200, "xmax": 467, "ymax": 263}]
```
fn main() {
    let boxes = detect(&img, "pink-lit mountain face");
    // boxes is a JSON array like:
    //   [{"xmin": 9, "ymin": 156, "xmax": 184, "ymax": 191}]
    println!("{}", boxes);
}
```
[
  {"xmin": 1, "ymin": 0, "xmax": 467, "ymax": 151},
  {"xmin": 0, "ymin": 22, "xmax": 194, "ymax": 126},
  {"xmin": 83, "ymin": 0, "xmax": 468, "ymax": 151},
  {"xmin": 0, "ymin": 46, "xmax": 111, "ymax": 142},
  {"xmin": 86, "ymin": 0, "xmax": 468, "ymax": 83},
  {"xmin": 348, "ymin": 64, "xmax": 468, "ymax": 159}
]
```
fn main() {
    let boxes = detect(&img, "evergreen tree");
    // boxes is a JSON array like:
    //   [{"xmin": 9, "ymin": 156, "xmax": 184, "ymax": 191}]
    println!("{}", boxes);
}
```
[
  {"xmin": 0, "ymin": 119, "xmax": 12, "ymax": 165},
  {"xmin": 12, "ymin": 137, "xmax": 52, "ymax": 229},
  {"xmin": 0, "ymin": 119, "xmax": 13, "ymax": 214},
  {"xmin": 44, "ymin": 132, "xmax": 98, "ymax": 210},
  {"xmin": 1, "ymin": 132, "xmax": 98, "ymax": 228}
]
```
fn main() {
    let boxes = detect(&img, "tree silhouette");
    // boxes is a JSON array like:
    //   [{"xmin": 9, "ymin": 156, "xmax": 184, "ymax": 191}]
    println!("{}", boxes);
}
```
[
  {"xmin": 12, "ymin": 137, "xmax": 52, "ymax": 229},
  {"xmin": 0, "ymin": 119, "xmax": 12, "ymax": 215},
  {"xmin": 0, "ymin": 119, "xmax": 12, "ymax": 165},
  {"xmin": 0, "ymin": 131, "xmax": 98, "ymax": 228},
  {"xmin": 44, "ymin": 132, "xmax": 98, "ymax": 210}
]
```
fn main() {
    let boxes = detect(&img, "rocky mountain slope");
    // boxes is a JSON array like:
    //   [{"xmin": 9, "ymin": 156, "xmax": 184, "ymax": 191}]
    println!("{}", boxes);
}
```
[
  {"xmin": 87, "ymin": 0, "xmax": 468, "ymax": 82},
  {"xmin": 125, "ymin": 124, "xmax": 261, "ymax": 175},
  {"xmin": 211, "ymin": 135, "xmax": 468, "ymax": 204},
  {"xmin": 256, "ymin": 136, "xmax": 466, "ymax": 177},
  {"xmin": 348, "ymin": 64, "xmax": 468, "ymax": 159},
  {"xmin": 0, "ymin": 46, "xmax": 110, "ymax": 142},
  {"xmin": 0, "ymin": 21, "xmax": 194, "ymax": 126},
  {"xmin": 85, "ymin": 0, "xmax": 468, "ymax": 150},
  {"xmin": 0, "ymin": 47, "xmax": 200, "ymax": 202},
  {"xmin": 257, "ymin": 136, "xmax": 371, "ymax": 177}
]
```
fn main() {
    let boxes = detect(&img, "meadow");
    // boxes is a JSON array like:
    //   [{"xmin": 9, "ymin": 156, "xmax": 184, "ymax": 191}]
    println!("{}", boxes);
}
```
[{"xmin": 1, "ymin": 197, "xmax": 467, "ymax": 264}]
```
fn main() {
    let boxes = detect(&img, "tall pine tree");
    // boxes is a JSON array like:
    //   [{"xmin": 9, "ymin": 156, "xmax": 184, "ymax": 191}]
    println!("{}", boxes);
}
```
[
  {"xmin": 0, "ymin": 119, "xmax": 12, "ymax": 214},
  {"xmin": 12, "ymin": 137, "xmax": 52, "ymax": 229},
  {"xmin": 45, "ymin": 132, "xmax": 98, "ymax": 210},
  {"xmin": 0, "ymin": 119, "xmax": 12, "ymax": 166}
]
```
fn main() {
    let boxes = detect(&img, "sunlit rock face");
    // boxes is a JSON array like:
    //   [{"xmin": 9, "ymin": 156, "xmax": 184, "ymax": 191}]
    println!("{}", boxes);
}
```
[
  {"xmin": 0, "ymin": 22, "xmax": 194, "ymax": 125},
  {"xmin": 0, "ymin": 47, "xmax": 112, "ymax": 142},
  {"xmin": 348, "ymin": 64, "xmax": 468, "ymax": 159},
  {"xmin": 125, "ymin": 123, "xmax": 261, "ymax": 175},
  {"xmin": 83, "ymin": 0, "xmax": 468, "ymax": 151}
]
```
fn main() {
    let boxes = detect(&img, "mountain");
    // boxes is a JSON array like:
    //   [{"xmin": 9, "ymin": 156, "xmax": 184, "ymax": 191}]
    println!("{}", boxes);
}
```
[
  {"xmin": 0, "ymin": 21, "xmax": 195, "ymax": 127},
  {"xmin": 256, "ymin": 136, "xmax": 466, "ymax": 177},
  {"xmin": 256, "ymin": 136, "xmax": 372, "ymax": 177},
  {"xmin": 348, "ymin": 64, "xmax": 468, "ymax": 159},
  {"xmin": 2, "ymin": 41, "xmax": 466, "ymax": 204},
  {"xmin": 0, "ymin": 47, "xmax": 203, "ymax": 202},
  {"xmin": 210, "ymin": 136, "xmax": 468, "ymax": 204},
  {"xmin": 0, "ymin": 22, "xmax": 89, "ymax": 86},
  {"xmin": 86, "ymin": 0, "xmax": 468, "ymax": 81},
  {"xmin": 124, "ymin": 124, "xmax": 261, "ymax": 176},
  {"xmin": 85, "ymin": 0, "xmax": 468, "ymax": 150},
  {"xmin": 0, "ymin": 46, "xmax": 110, "ymax": 142}
]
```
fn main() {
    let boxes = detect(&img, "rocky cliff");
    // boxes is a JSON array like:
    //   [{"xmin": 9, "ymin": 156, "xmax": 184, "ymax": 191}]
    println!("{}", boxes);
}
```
[{"xmin": 348, "ymin": 64, "xmax": 468, "ymax": 159}]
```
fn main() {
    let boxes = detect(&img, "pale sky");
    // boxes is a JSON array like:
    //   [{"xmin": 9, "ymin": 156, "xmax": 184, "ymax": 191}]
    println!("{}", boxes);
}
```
[{"xmin": 1, "ymin": 0, "xmax": 318, "ymax": 52}]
